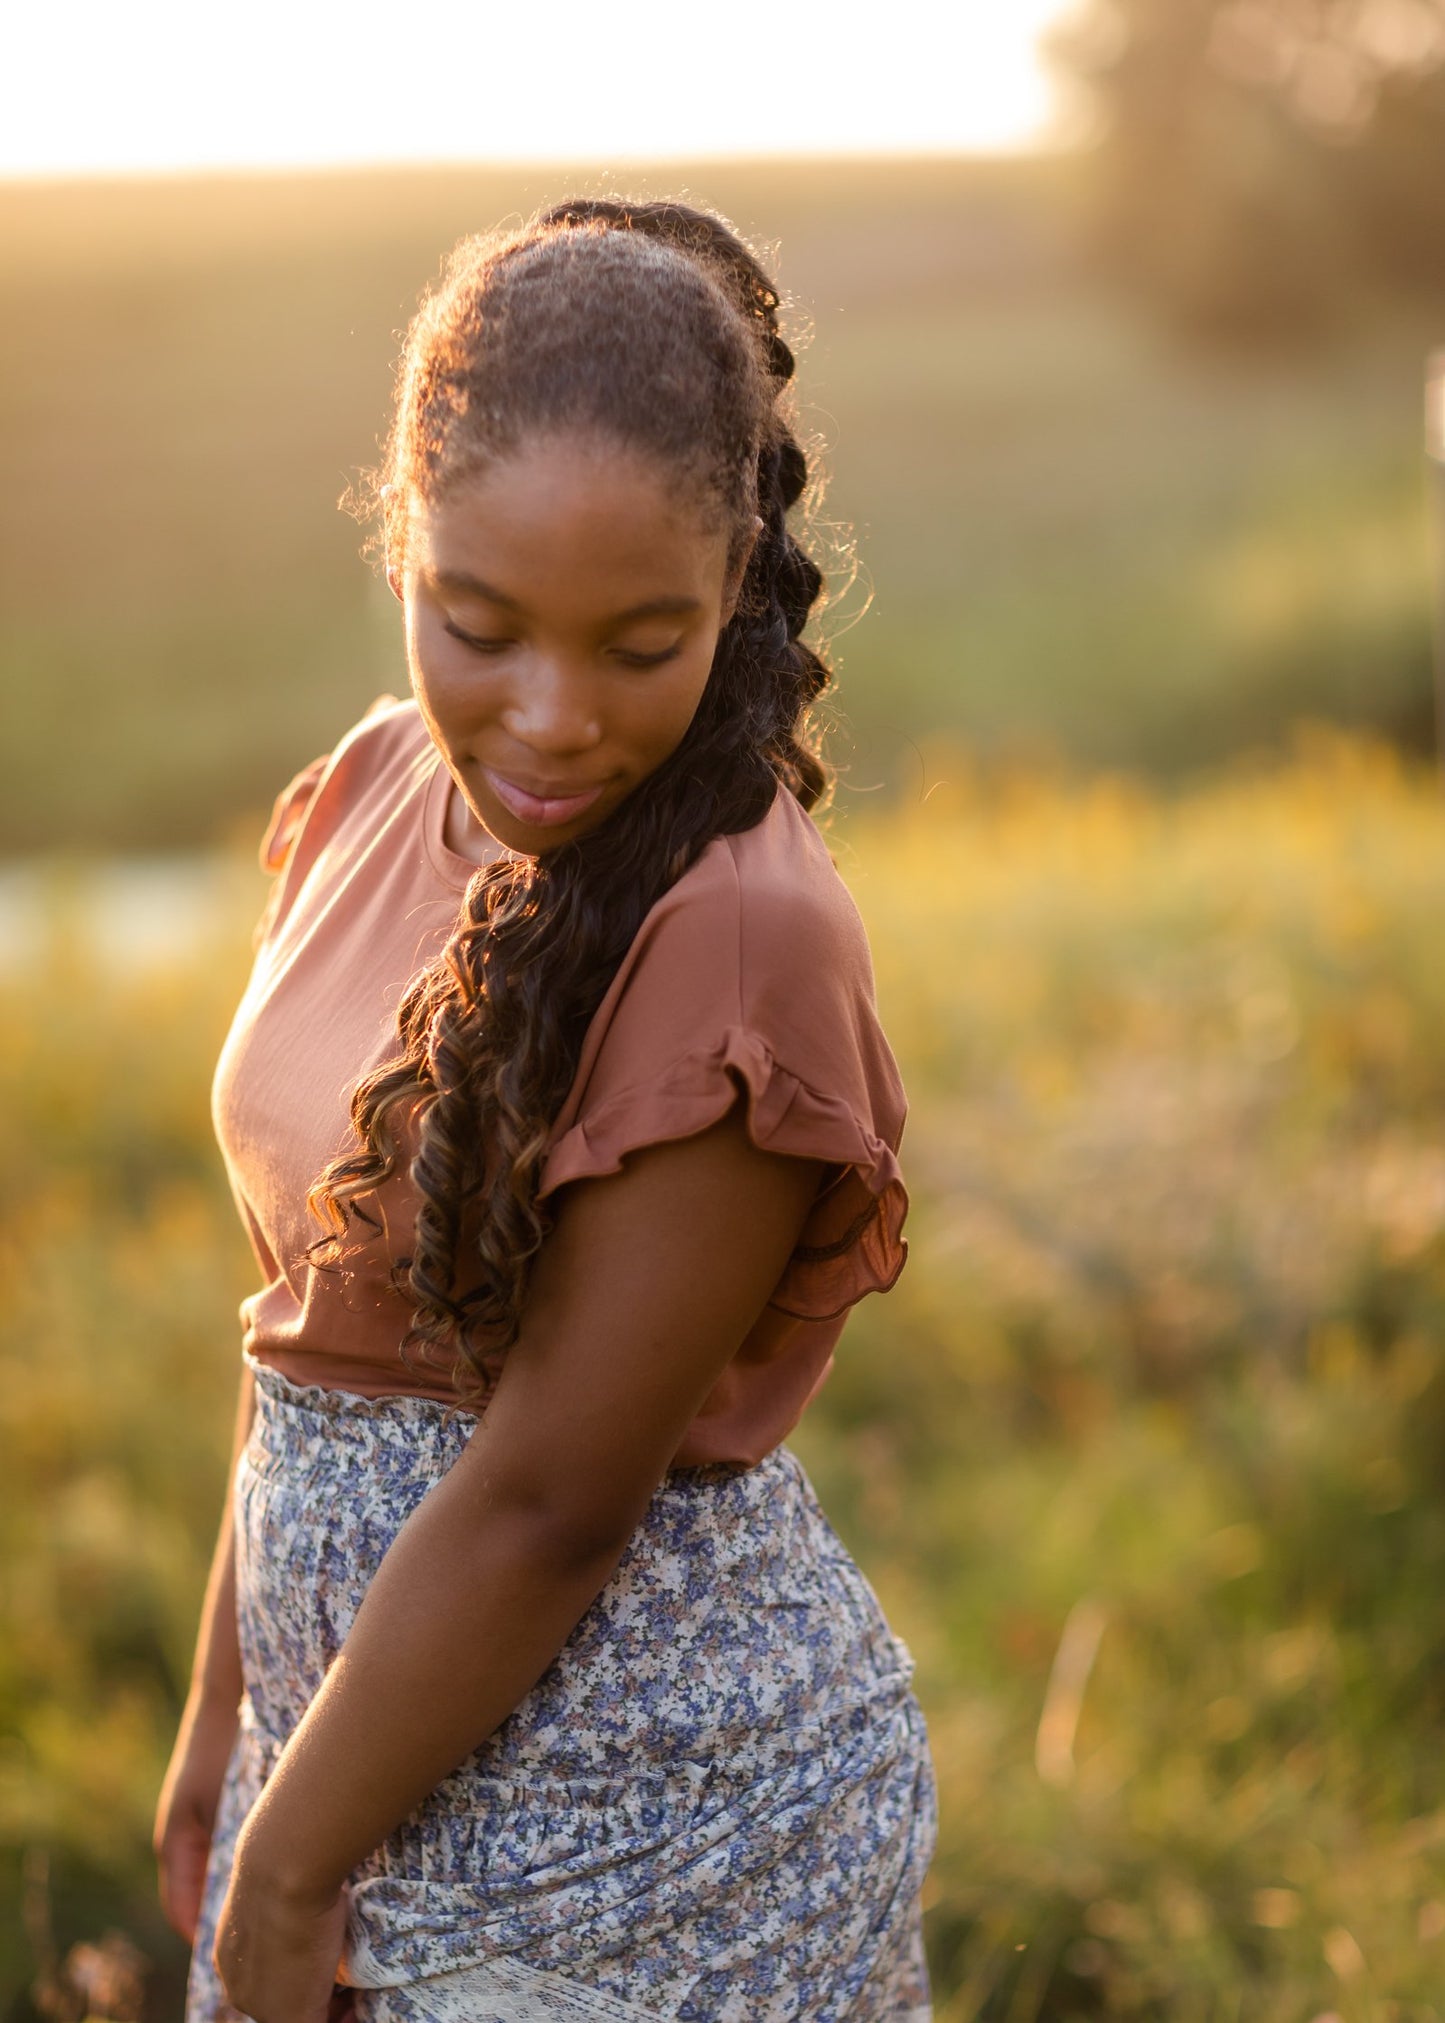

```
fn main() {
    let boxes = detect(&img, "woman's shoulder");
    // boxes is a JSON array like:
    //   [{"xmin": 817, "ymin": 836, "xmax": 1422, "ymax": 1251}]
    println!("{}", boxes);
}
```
[
  {"xmin": 638, "ymin": 785, "xmax": 878, "ymax": 1008},
  {"xmin": 258, "ymin": 693, "xmax": 424, "ymax": 872},
  {"xmin": 541, "ymin": 782, "xmax": 907, "ymax": 1315},
  {"xmin": 310, "ymin": 690, "xmax": 430, "ymax": 808},
  {"xmin": 562, "ymin": 784, "xmax": 890, "ymax": 1135}
]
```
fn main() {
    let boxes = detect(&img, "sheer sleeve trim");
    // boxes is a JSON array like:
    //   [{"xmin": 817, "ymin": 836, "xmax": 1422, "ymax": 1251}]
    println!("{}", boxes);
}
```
[
  {"xmin": 259, "ymin": 755, "xmax": 330, "ymax": 875},
  {"xmin": 253, "ymin": 697, "xmax": 407, "ymax": 949},
  {"xmin": 537, "ymin": 1023, "xmax": 908, "ymax": 1323}
]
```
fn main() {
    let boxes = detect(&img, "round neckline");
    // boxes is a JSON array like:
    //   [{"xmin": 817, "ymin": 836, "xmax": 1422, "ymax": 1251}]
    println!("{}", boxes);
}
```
[{"xmin": 421, "ymin": 752, "xmax": 516, "ymax": 890}]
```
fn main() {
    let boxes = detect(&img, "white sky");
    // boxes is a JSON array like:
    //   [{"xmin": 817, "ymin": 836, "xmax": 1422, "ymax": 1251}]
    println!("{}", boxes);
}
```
[{"xmin": 2, "ymin": 0, "xmax": 1077, "ymax": 179}]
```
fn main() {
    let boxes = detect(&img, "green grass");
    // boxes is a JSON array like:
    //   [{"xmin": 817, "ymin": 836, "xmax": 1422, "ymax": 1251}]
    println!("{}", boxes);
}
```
[
  {"xmin": 4, "ymin": 737, "xmax": 1445, "ymax": 2018},
  {"xmin": 809, "ymin": 733, "xmax": 1445, "ymax": 2017},
  {"xmin": 0, "ymin": 157, "xmax": 1439, "ymax": 855}
]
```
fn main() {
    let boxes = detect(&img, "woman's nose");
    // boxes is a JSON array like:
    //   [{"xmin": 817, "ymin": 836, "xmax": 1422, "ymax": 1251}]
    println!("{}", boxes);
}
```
[{"xmin": 500, "ymin": 657, "xmax": 603, "ymax": 755}]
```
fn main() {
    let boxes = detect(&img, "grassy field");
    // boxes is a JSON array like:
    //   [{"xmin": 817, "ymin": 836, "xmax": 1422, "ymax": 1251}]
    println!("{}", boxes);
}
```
[
  {"xmin": 1, "ymin": 156, "xmax": 1440, "ymax": 856},
  {"xmin": 3, "ymin": 735, "xmax": 1445, "ymax": 2020},
  {"xmin": 5, "ymin": 148, "xmax": 1444, "ymax": 2021}
]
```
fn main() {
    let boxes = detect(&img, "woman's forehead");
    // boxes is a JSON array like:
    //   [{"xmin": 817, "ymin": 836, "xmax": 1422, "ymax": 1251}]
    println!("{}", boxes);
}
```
[
  {"xmin": 417, "ymin": 435, "xmax": 727, "ymax": 546},
  {"xmin": 405, "ymin": 441, "xmax": 734, "ymax": 618}
]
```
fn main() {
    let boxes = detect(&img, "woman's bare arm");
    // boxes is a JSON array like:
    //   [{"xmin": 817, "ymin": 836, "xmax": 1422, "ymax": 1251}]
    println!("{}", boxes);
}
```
[
  {"xmin": 153, "ymin": 1361, "xmax": 255, "ymax": 1938},
  {"xmin": 222, "ymin": 1097, "xmax": 822, "ymax": 1910},
  {"xmin": 190, "ymin": 1362, "xmax": 255, "ymax": 1712}
]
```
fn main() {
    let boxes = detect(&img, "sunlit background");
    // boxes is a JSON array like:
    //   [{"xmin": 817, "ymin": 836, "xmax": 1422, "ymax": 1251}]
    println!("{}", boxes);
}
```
[
  {"xmin": 1, "ymin": 0, "xmax": 1073, "ymax": 175},
  {"xmin": 7, "ymin": 2, "xmax": 1445, "ymax": 2019}
]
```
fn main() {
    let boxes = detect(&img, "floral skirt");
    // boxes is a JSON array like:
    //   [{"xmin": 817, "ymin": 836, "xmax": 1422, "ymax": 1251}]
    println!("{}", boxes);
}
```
[{"xmin": 186, "ymin": 1354, "xmax": 937, "ymax": 2022}]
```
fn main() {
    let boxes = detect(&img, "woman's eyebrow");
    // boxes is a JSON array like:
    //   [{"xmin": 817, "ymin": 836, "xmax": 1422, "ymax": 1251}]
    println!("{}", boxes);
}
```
[
  {"xmin": 609, "ymin": 595, "xmax": 701, "ymax": 621},
  {"xmin": 430, "ymin": 568, "xmax": 525, "ymax": 610},
  {"xmin": 429, "ymin": 568, "xmax": 700, "ymax": 623}
]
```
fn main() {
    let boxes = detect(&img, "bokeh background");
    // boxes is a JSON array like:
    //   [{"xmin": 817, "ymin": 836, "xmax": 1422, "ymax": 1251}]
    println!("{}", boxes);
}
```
[{"xmin": 5, "ymin": 3, "xmax": 1445, "ymax": 2018}]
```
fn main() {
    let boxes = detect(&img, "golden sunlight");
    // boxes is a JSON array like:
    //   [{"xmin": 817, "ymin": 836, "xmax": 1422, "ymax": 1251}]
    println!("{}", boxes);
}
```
[{"xmin": 3, "ymin": 0, "xmax": 1075, "ymax": 178}]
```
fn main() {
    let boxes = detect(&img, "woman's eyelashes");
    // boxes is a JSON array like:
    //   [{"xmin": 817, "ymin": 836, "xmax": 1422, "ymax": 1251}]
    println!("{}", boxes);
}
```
[
  {"xmin": 443, "ymin": 622, "xmax": 512, "ymax": 655},
  {"xmin": 442, "ymin": 620, "xmax": 682, "ymax": 669},
  {"xmin": 610, "ymin": 643, "xmax": 683, "ymax": 668}
]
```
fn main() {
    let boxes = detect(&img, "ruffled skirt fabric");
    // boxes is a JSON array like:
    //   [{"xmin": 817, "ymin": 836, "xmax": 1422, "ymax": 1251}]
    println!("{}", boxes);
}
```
[{"xmin": 185, "ymin": 1355, "xmax": 937, "ymax": 2022}]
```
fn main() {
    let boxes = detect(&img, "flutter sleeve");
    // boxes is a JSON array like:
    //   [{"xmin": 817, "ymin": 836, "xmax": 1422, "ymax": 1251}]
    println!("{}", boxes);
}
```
[
  {"xmin": 536, "ymin": 795, "xmax": 909, "ymax": 1322},
  {"xmin": 258, "ymin": 753, "xmax": 330, "ymax": 878},
  {"xmin": 250, "ymin": 696, "xmax": 402, "ymax": 948},
  {"xmin": 251, "ymin": 754, "xmax": 329, "ymax": 949}
]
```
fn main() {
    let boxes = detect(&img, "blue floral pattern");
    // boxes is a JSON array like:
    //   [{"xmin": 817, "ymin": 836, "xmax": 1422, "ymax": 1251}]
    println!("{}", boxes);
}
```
[{"xmin": 185, "ymin": 1356, "xmax": 937, "ymax": 2021}]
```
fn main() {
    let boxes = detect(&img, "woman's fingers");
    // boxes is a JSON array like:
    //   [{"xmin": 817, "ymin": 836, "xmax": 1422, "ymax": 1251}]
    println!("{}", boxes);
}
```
[
  {"xmin": 156, "ymin": 1816, "xmax": 213, "ymax": 1943},
  {"xmin": 153, "ymin": 1699, "xmax": 239, "ymax": 1942}
]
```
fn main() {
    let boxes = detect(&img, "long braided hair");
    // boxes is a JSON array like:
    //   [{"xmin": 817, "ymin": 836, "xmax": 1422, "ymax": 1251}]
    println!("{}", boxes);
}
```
[{"xmin": 308, "ymin": 199, "xmax": 834, "ymax": 1406}]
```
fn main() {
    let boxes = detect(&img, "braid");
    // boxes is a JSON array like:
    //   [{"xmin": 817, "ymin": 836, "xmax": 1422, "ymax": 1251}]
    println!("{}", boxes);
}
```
[{"xmin": 309, "ymin": 199, "xmax": 835, "ymax": 1400}]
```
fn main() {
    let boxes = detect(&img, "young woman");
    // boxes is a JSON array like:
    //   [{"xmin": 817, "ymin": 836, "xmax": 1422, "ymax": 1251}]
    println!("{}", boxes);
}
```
[{"xmin": 153, "ymin": 197, "xmax": 937, "ymax": 2023}]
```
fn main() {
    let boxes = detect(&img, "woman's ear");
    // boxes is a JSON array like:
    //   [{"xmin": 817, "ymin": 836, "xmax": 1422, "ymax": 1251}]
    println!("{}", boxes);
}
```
[
  {"xmin": 720, "ymin": 515, "xmax": 765, "ymax": 627},
  {"xmin": 385, "ymin": 560, "xmax": 404, "ymax": 604}
]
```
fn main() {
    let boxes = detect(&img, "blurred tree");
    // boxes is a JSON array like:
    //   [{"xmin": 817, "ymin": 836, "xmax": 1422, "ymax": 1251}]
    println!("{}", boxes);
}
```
[{"xmin": 1051, "ymin": 0, "xmax": 1445, "ymax": 341}]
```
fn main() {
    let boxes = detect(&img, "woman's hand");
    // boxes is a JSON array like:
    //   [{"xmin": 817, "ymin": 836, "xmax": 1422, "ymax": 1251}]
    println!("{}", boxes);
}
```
[
  {"xmin": 153, "ymin": 1692, "xmax": 240, "ymax": 1944},
  {"xmin": 213, "ymin": 1844, "xmax": 351, "ymax": 2023}
]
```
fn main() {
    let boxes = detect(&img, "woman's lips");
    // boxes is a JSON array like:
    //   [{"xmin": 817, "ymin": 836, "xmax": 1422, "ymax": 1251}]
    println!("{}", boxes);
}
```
[{"xmin": 482, "ymin": 768, "xmax": 607, "ymax": 828}]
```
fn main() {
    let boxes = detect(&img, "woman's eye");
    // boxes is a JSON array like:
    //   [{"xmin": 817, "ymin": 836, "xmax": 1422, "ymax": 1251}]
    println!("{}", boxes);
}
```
[
  {"xmin": 444, "ymin": 622, "xmax": 512, "ymax": 655},
  {"xmin": 611, "ymin": 644, "xmax": 683, "ymax": 669}
]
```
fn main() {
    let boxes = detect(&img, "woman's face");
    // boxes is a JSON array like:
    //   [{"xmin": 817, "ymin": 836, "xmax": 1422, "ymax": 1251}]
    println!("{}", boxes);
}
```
[{"xmin": 396, "ymin": 433, "xmax": 752, "ymax": 859}]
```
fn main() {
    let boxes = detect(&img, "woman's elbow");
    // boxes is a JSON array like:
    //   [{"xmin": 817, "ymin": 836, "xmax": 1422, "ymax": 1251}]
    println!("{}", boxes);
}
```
[{"xmin": 473, "ymin": 1462, "xmax": 652, "ymax": 1581}]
